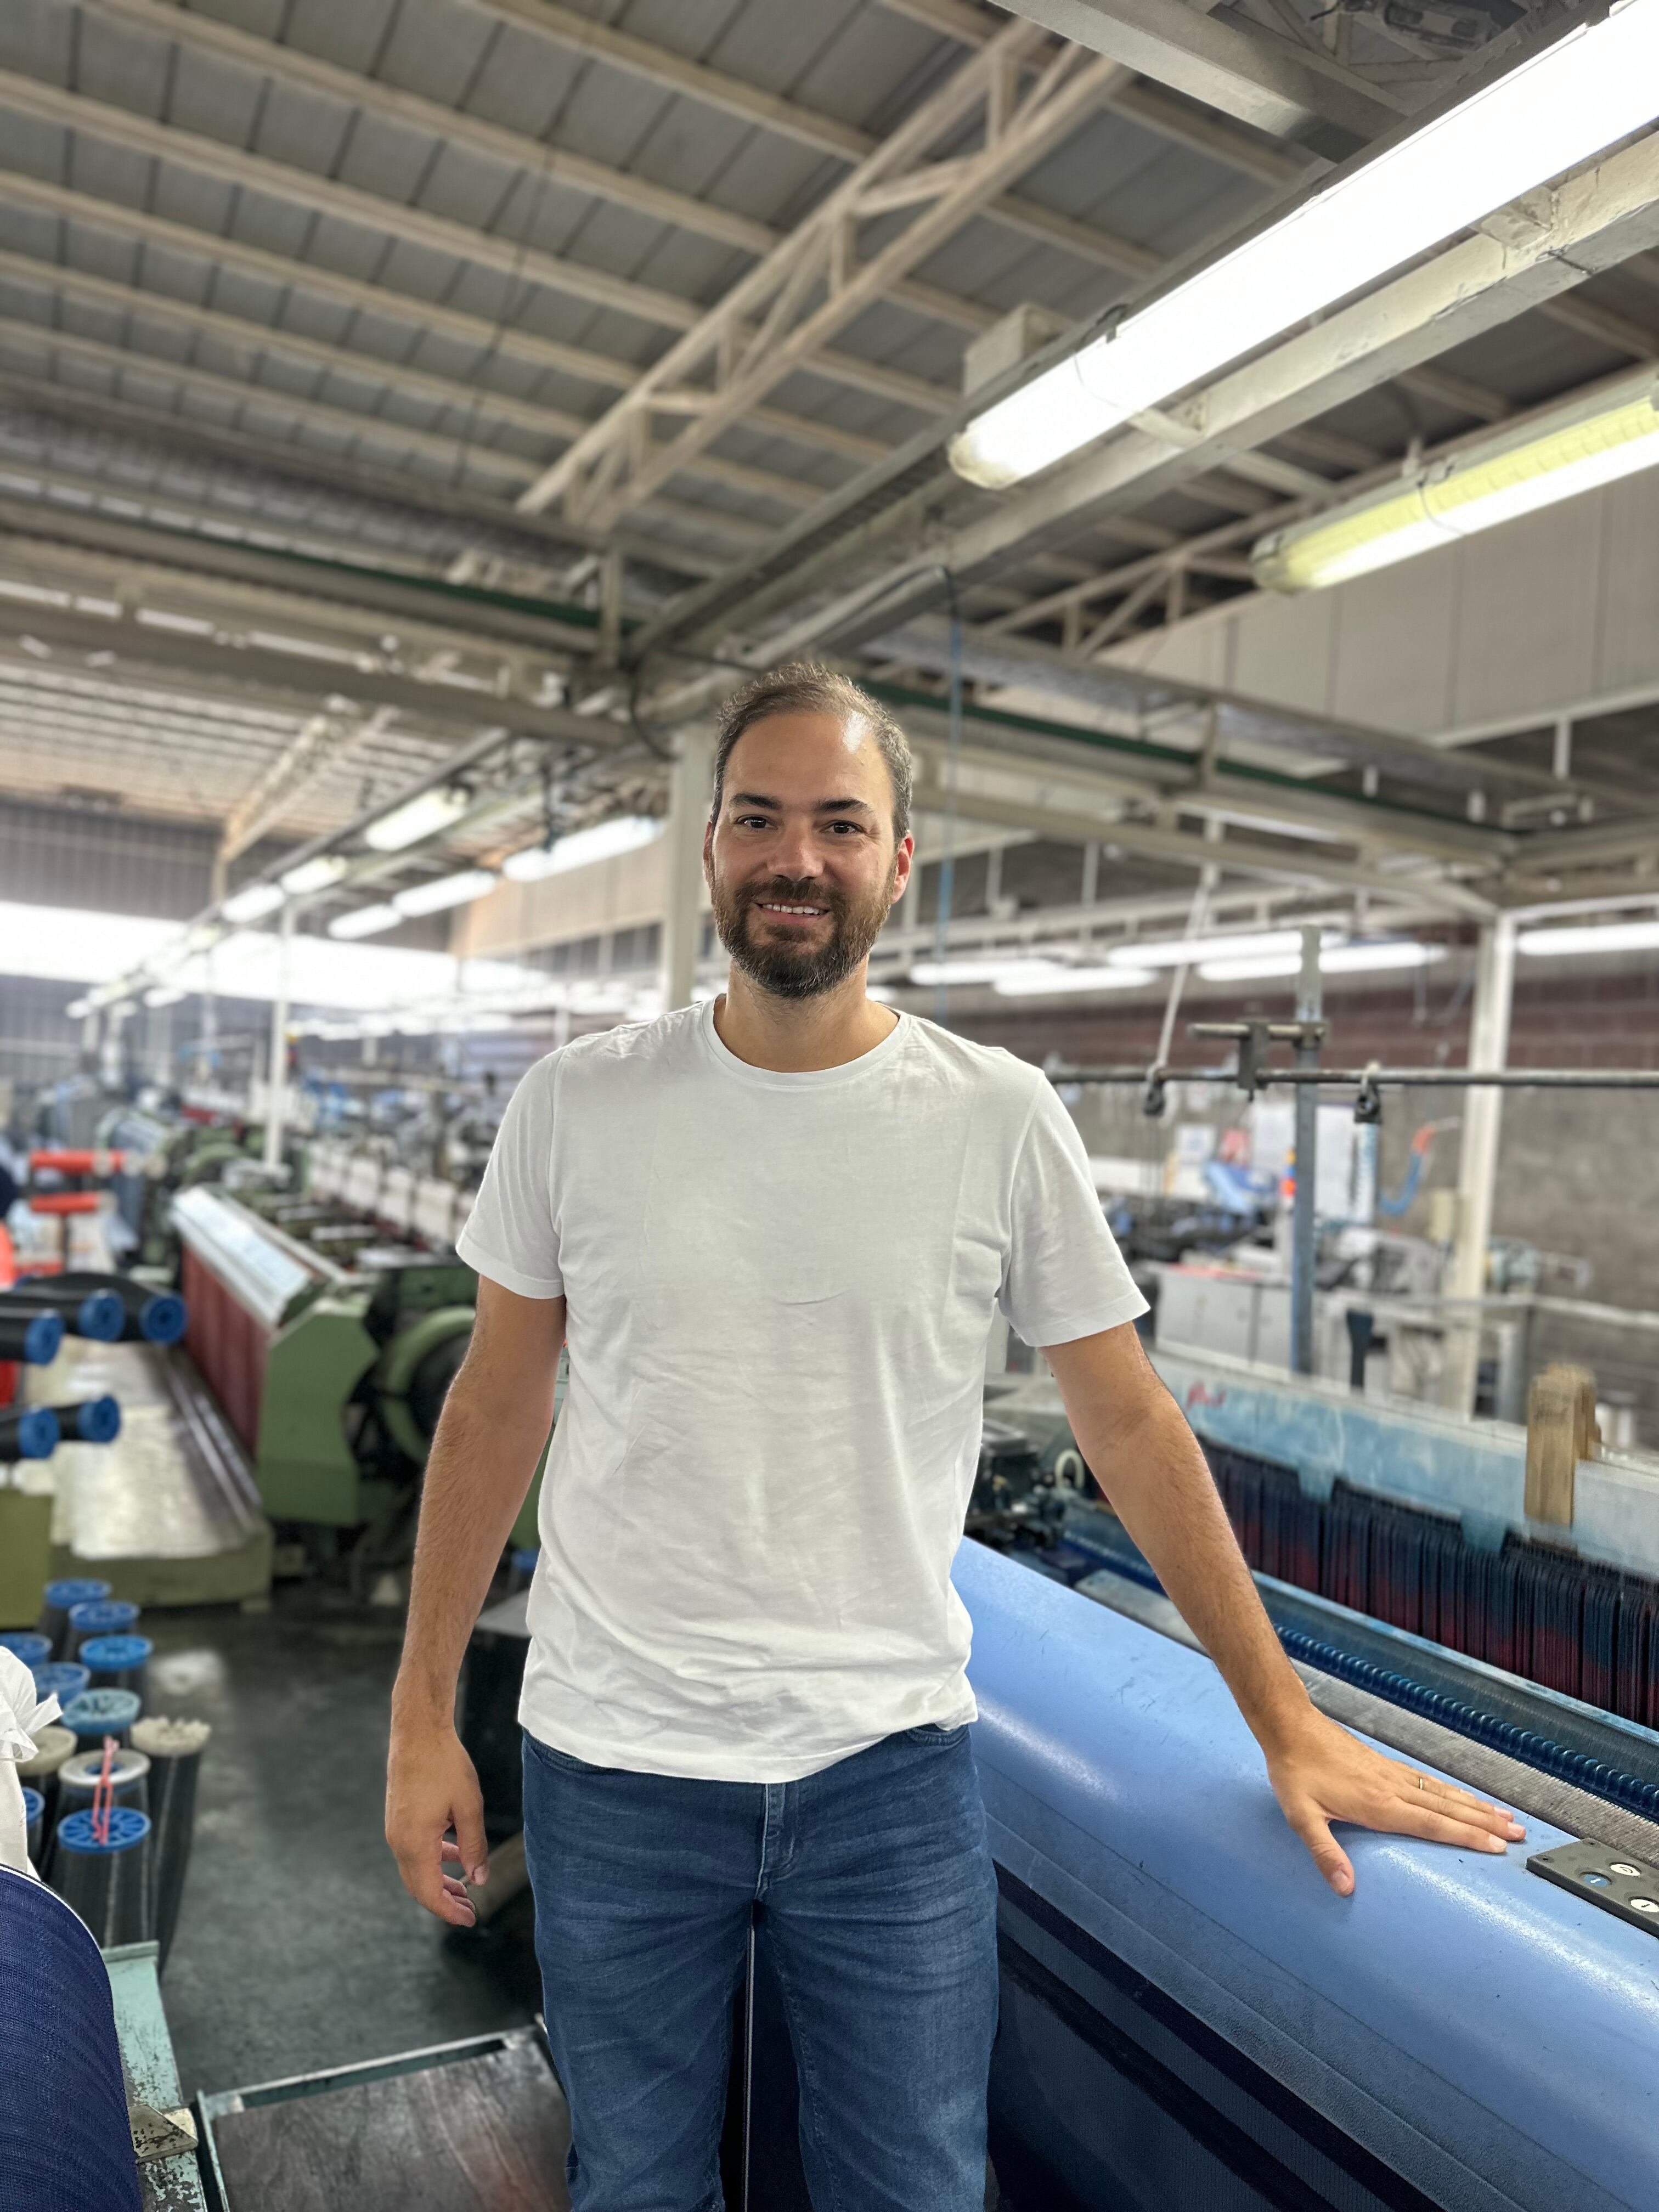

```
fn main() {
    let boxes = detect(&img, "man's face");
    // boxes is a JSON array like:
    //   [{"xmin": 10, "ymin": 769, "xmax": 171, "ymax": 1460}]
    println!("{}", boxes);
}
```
[{"xmin": 704, "ymin": 709, "xmax": 913, "ymax": 1001}]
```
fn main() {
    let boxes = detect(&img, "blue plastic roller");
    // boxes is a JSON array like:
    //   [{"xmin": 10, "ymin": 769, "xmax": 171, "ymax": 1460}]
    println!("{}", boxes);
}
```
[{"xmin": 955, "ymin": 1539, "xmax": 1659, "ymax": 2212}]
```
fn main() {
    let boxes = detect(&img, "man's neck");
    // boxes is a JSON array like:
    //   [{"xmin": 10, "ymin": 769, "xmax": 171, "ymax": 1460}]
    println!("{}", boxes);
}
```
[{"xmin": 712, "ymin": 967, "xmax": 898, "ymax": 1073}]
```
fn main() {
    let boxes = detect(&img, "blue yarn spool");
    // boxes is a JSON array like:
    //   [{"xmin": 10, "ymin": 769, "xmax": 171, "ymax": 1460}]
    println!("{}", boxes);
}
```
[
  {"xmin": 40, "ymin": 1578, "xmax": 110, "ymax": 1658},
  {"xmin": 72, "ymin": 1290, "xmax": 125, "ymax": 1342},
  {"xmin": 50, "ymin": 1808, "xmax": 155, "ymax": 1949},
  {"xmin": 20, "ymin": 1788, "xmax": 43, "ymax": 1864},
  {"xmin": 68, "ymin": 1598, "xmax": 139, "ymax": 1654},
  {"xmin": 78, "ymin": 1634, "xmax": 151, "ymax": 1699},
  {"xmin": 32, "ymin": 1661, "xmax": 91, "ymax": 1708},
  {"xmin": 138, "ymin": 1291, "xmax": 187, "ymax": 1346},
  {"xmin": 0, "ymin": 1864, "xmax": 142, "ymax": 2211},
  {"xmin": 60, "ymin": 1689, "xmax": 141, "ymax": 1746},
  {"xmin": 0, "ymin": 1632, "xmax": 52, "ymax": 1668}
]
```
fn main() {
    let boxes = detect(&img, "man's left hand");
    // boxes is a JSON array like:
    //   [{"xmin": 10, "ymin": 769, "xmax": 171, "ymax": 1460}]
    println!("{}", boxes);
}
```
[{"xmin": 1263, "ymin": 1707, "xmax": 1527, "ymax": 1894}]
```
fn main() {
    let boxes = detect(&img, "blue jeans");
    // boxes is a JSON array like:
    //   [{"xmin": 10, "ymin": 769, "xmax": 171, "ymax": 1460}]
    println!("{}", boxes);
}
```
[{"xmin": 522, "ymin": 1724, "xmax": 1000, "ymax": 2212}]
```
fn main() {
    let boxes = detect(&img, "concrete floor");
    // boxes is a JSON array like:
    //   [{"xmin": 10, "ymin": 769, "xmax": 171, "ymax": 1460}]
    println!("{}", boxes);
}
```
[{"xmin": 145, "ymin": 1584, "xmax": 541, "ymax": 2100}]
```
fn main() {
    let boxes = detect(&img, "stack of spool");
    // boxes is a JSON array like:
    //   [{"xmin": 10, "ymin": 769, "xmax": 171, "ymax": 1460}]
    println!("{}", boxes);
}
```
[
  {"xmin": 0, "ymin": 1633, "xmax": 52, "ymax": 1671},
  {"xmin": 79, "ymin": 1635, "xmax": 151, "ymax": 1699},
  {"xmin": 130, "ymin": 1717, "xmax": 210, "ymax": 1970},
  {"xmin": 16, "ymin": 1726, "xmax": 75, "ymax": 1835},
  {"xmin": 66, "ymin": 1598, "xmax": 139, "ymax": 1655},
  {"xmin": 0, "ymin": 1865, "xmax": 142, "ymax": 2211},
  {"xmin": 39, "ymin": 1579, "xmax": 110, "ymax": 1656},
  {"xmin": 31, "ymin": 1663, "xmax": 89, "ymax": 1711},
  {"xmin": 50, "ymin": 1808, "xmax": 155, "ymax": 1948}
]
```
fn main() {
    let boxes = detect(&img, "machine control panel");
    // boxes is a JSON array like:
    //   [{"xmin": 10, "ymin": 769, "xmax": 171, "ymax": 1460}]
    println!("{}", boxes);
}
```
[{"xmin": 1528, "ymin": 1840, "xmax": 1659, "ymax": 1938}]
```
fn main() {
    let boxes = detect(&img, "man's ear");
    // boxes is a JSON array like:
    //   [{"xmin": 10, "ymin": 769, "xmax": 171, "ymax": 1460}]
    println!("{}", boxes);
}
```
[{"xmin": 702, "ymin": 815, "xmax": 715, "ymax": 887}]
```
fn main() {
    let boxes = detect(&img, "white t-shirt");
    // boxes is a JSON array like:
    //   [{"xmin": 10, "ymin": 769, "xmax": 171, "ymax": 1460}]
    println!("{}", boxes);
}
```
[{"xmin": 457, "ymin": 1001, "xmax": 1146, "ymax": 1782}]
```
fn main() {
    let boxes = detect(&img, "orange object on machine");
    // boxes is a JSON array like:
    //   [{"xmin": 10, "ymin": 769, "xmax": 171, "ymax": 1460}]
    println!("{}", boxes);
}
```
[
  {"xmin": 27, "ymin": 1192, "xmax": 104, "ymax": 1217},
  {"xmin": 27, "ymin": 1149, "xmax": 128, "ymax": 1177}
]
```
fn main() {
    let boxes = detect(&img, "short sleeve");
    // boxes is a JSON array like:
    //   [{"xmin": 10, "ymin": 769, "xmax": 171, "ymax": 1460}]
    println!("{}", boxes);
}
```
[
  {"xmin": 1000, "ymin": 1081, "xmax": 1148, "ymax": 1348},
  {"xmin": 455, "ymin": 1054, "xmax": 564, "ymax": 1299}
]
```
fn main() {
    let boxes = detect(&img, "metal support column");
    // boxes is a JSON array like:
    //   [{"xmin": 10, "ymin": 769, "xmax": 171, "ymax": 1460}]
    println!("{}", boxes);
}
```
[
  {"xmin": 1290, "ymin": 925, "xmax": 1322, "ymax": 1376},
  {"xmin": 262, "ymin": 903, "xmax": 295, "ymax": 1172},
  {"xmin": 1442, "ymin": 915, "xmax": 1517, "ymax": 1413},
  {"xmin": 662, "ymin": 724, "xmax": 716, "ymax": 1013}
]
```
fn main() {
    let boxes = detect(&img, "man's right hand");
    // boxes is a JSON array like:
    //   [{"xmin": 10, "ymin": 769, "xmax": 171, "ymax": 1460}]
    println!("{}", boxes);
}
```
[{"xmin": 386, "ymin": 1716, "xmax": 490, "ymax": 1927}]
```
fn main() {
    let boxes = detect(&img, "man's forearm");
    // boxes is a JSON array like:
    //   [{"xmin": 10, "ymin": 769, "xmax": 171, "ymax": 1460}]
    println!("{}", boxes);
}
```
[
  {"xmin": 1071, "ymin": 1384, "xmax": 1312, "ymax": 1752},
  {"xmin": 393, "ymin": 1370, "xmax": 551, "ymax": 1726}
]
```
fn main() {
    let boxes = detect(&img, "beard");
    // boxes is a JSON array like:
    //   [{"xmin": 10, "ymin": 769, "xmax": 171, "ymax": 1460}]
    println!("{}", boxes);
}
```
[{"xmin": 710, "ymin": 862, "xmax": 896, "ymax": 1001}]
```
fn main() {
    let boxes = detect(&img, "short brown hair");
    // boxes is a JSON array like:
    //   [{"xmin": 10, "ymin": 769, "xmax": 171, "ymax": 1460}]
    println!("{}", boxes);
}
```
[{"xmin": 710, "ymin": 664, "xmax": 913, "ymax": 843}]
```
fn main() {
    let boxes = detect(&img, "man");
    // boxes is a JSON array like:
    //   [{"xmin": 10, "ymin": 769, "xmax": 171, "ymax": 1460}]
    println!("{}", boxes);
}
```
[{"xmin": 387, "ymin": 665, "xmax": 1522, "ymax": 2212}]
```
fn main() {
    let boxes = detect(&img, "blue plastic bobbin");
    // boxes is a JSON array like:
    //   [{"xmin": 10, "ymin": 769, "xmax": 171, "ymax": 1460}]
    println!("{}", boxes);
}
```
[
  {"xmin": 44, "ymin": 1578, "xmax": 111, "ymax": 1614},
  {"xmin": 78, "ymin": 1635, "xmax": 151, "ymax": 1688},
  {"xmin": 5, "ymin": 1406, "xmax": 59, "ymax": 1458},
  {"xmin": 20, "ymin": 1312, "xmax": 64, "ymax": 1365},
  {"xmin": 59, "ymin": 1689, "xmax": 142, "ymax": 1743},
  {"xmin": 63, "ymin": 1397, "xmax": 122, "ymax": 1446},
  {"xmin": 32, "ymin": 1661, "xmax": 91, "ymax": 1707},
  {"xmin": 55, "ymin": 1805, "xmax": 152, "ymax": 1855},
  {"xmin": 138, "ymin": 1293, "xmax": 187, "ymax": 1346},
  {"xmin": 0, "ymin": 1631, "xmax": 53, "ymax": 1668},
  {"xmin": 74, "ymin": 1291, "xmax": 126, "ymax": 1343},
  {"xmin": 67, "ymin": 1599, "xmax": 140, "ymax": 1645}
]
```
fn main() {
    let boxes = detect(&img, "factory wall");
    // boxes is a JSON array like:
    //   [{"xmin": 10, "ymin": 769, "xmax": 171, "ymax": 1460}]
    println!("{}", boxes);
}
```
[{"xmin": 1105, "ymin": 465, "xmax": 1659, "ymax": 736}]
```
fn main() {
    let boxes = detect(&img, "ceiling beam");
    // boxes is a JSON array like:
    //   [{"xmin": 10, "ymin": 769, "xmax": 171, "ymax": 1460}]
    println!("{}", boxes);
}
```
[
  {"xmin": 519, "ymin": 21, "xmax": 1124, "ymax": 522},
  {"xmin": 990, "ymin": 0, "xmax": 1408, "ymax": 148},
  {"xmin": 219, "ymin": 706, "xmax": 398, "ymax": 861},
  {"xmin": 0, "ymin": 172, "xmax": 940, "ymax": 456},
  {"xmin": 0, "ymin": 254, "xmax": 842, "ymax": 518},
  {"xmin": 465, "ymin": 0, "xmax": 1165, "ymax": 272}
]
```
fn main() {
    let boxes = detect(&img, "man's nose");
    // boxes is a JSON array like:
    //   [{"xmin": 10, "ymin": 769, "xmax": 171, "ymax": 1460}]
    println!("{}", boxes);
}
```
[{"xmin": 770, "ymin": 820, "xmax": 825, "ymax": 879}]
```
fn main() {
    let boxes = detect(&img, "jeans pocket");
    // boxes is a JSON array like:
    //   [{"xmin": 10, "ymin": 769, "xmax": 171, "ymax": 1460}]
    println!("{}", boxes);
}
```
[{"xmin": 901, "ymin": 1723, "xmax": 969, "ymax": 1746}]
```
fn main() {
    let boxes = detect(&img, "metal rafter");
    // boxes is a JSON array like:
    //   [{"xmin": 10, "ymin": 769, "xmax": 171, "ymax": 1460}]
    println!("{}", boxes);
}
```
[
  {"xmin": 0, "ymin": 168, "xmax": 928, "ymax": 465},
  {"xmin": 519, "ymin": 20, "xmax": 1126, "ymax": 524}
]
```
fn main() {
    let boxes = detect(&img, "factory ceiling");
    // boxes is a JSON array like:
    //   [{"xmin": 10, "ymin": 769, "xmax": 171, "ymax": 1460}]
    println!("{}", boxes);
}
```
[{"xmin": 1, "ymin": 0, "xmax": 1658, "ymax": 935}]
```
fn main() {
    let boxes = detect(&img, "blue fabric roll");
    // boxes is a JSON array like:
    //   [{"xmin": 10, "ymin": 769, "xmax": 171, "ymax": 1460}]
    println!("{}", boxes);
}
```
[{"xmin": 0, "ymin": 1864, "xmax": 142, "ymax": 2211}]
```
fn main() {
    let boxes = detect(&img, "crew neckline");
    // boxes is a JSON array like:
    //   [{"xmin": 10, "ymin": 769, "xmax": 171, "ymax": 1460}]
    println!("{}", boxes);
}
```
[{"xmin": 698, "ymin": 996, "xmax": 910, "ymax": 1090}]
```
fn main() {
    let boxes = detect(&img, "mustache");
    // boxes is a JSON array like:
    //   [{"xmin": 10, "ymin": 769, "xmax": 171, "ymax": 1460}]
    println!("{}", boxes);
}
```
[{"xmin": 737, "ymin": 877, "xmax": 844, "ymax": 915}]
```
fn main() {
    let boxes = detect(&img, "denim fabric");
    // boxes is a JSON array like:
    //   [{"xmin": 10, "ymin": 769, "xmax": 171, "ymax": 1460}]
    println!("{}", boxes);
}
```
[{"xmin": 522, "ymin": 1724, "xmax": 1000, "ymax": 2212}]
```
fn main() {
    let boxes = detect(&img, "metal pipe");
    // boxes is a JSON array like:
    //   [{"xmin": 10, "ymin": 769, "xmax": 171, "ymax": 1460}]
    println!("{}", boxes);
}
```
[
  {"xmin": 1291, "ymin": 926, "xmax": 1321, "ymax": 1376},
  {"xmin": 662, "ymin": 724, "xmax": 716, "ymax": 1011},
  {"xmin": 262, "ymin": 901, "xmax": 294, "ymax": 1172},
  {"xmin": 1052, "ymin": 1065, "xmax": 1659, "ymax": 1090}
]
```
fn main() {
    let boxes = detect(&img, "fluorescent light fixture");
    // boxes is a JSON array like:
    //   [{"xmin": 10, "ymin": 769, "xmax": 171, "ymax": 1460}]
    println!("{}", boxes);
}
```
[
  {"xmin": 908, "ymin": 954, "xmax": 1069, "ymax": 986},
  {"xmin": 143, "ymin": 984, "xmax": 187, "ymax": 1008},
  {"xmin": 950, "ymin": 1, "xmax": 1659, "ymax": 489},
  {"xmin": 363, "ymin": 782, "xmax": 470, "ymax": 853},
  {"xmin": 1108, "ymin": 930, "xmax": 1316, "ymax": 970},
  {"xmin": 503, "ymin": 816, "xmax": 663, "ymax": 881},
  {"xmin": 329, "ymin": 903, "xmax": 402, "ymax": 940},
  {"xmin": 1517, "ymin": 919, "xmax": 1659, "ymax": 956},
  {"xmin": 280, "ymin": 854, "xmax": 349, "ymax": 895},
  {"xmin": 1198, "ymin": 940, "xmax": 1444, "ymax": 981},
  {"xmin": 993, "ymin": 963, "xmax": 1159, "ymax": 997},
  {"xmin": 1254, "ymin": 374, "xmax": 1659, "ymax": 591},
  {"xmin": 392, "ymin": 868, "xmax": 498, "ymax": 918},
  {"xmin": 64, "ymin": 997, "xmax": 91, "ymax": 1019},
  {"xmin": 221, "ymin": 881, "xmax": 286, "ymax": 924}
]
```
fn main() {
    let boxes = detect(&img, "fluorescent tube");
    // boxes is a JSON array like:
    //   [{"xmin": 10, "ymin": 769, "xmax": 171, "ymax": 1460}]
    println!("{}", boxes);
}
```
[
  {"xmin": 908, "ymin": 954, "xmax": 1072, "ymax": 986},
  {"xmin": 1107, "ymin": 930, "xmax": 1316, "ymax": 970},
  {"xmin": 364, "ymin": 782, "xmax": 470, "ymax": 853},
  {"xmin": 1254, "ymin": 377, "xmax": 1659, "ymax": 590},
  {"xmin": 143, "ymin": 984, "xmax": 187, "ymax": 1008},
  {"xmin": 951, "ymin": 0, "xmax": 1659, "ymax": 489},
  {"xmin": 280, "ymin": 854, "xmax": 349, "ymax": 895},
  {"xmin": 392, "ymin": 869, "xmax": 498, "ymax": 917},
  {"xmin": 1517, "ymin": 921, "xmax": 1659, "ymax": 956},
  {"xmin": 992, "ymin": 964, "xmax": 1158, "ymax": 996},
  {"xmin": 329, "ymin": 904, "xmax": 401, "ymax": 940},
  {"xmin": 221, "ymin": 881, "xmax": 285, "ymax": 924},
  {"xmin": 1198, "ymin": 940, "xmax": 1444, "ymax": 980},
  {"xmin": 503, "ymin": 816, "xmax": 663, "ymax": 881}
]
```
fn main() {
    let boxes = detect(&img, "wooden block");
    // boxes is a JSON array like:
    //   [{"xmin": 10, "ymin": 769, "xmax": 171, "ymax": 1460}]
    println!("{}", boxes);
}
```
[{"xmin": 1524, "ymin": 1363, "xmax": 1597, "ymax": 1527}]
